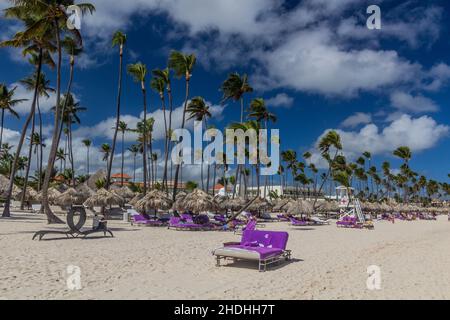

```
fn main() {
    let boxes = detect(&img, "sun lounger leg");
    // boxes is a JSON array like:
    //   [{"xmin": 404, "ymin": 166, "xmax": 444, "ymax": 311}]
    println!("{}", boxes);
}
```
[{"xmin": 216, "ymin": 256, "xmax": 221, "ymax": 267}]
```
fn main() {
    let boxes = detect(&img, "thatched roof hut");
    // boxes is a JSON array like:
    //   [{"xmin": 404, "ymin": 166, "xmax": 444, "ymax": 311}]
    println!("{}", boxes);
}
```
[
  {"xmin": 35, "ymin": 187, "xmax": 62, "ymax": 204},
  {"xmin": 219, "ymin": 197, "xmax": 246, "ymax": 211},
  {"xmin": 272, "ymin": 198, "xmax": 291, "ymax": 212},
  {"xmin": 76, "ymin": 183, "xmax": 96, "ymax": 197},
  {"xmin": 0, "ymin": 175, "xmax": 21, "ymax": 199},
  {"xmin": 129, "ymin": 193, "xmax": 144, "ymax": 206},
  {"xmin": 286, "ymin": 200, "xmax": 313, "ymax": 215},
  {"xmin": 178, "ymin": 189, "xmax": 218, "ymax": 214},
  {"xmin": 54, "ymin": 188, "xmax": 87, "ymax": 206},
  {"xmin": 135, "ymin": 190, "xmax": 173, "ymax": 213},
  {"xmin": 83, "ymin": 188, "xmax": 125, "ymax": 207}
]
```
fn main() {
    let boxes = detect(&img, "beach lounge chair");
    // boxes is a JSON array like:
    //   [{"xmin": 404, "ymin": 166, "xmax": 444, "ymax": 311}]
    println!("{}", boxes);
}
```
[
  {"xmin": 234, "ymin": 219, "xmax": 257, "ymax": 235},
  {"xmin": 310, "ymin": 216, "xmax": 330, "ymax": 225},
  {"xmin": 289, "ymin": 217, "xmax": 311, "ymax": 227},
  {"xmin": 32, "ymin": 206, "xmax": 114, "ymax": 241},
  {"xmin": 336, "ymin": 216, "xmax": 363, "ymax": 229},
  {"xmin": 132, "ymin": 214, "xmax": 167, "ymax": 227},
  {"xmin": 212, "ymin": 230, "xmax": 291, "ymax": 272},
  {"xmin": 168, "ymin": 217, "xmax": 215, "ymax": 231}
]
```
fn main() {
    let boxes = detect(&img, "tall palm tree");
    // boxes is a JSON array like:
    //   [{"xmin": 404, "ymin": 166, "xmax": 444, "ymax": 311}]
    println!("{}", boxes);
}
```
[
  {"xmin": 393, "ymin": 146, "xmax": 412, "ymax": 202},
  {"xmin": 19, "ymin": 72, "xmax": 54, "ymax": 191},
  {"xmin": 106, "ymin": 30, "xmax": 127, "ymax": 190},
  {"xmin": 128, "ymin": 144, "xmax": 139, "ymax": 183},
  {"xmin": 117, "ymin": 120, "xmax": 128, "ymax": 186},
  {"xmin": 187, "ymin": 96, "xmax": 212, "ymax": 191},
  {"xmin": 0, "ymin": 84, "xmax": 23, "ymax": 148},
  {"xmin": 101, "ymin": 143, "xmax": 111, "ymax": 172},
  {"xmin": 127, "ymin": 62, "xmax": 149, "ymax": 194},
  {"xmin": 221, "ymin": 72, "xmax": 253, "ymax": 198},
  {"xmin": 82, "ymin": 139, "xmax": 92, "ymax": 177},
  {"xmin": 152, "ymin": 68, "xmax": 172, "ymax": 191},
  {"xmin": 248, "ymin": 98, "xmax": 277, "ymax": 198},
  {"xmin": 168, "ymin": 51, "xmax": 196, "ymax": 200},
  {"xmin": 56, "ymin": 148, "xmax": 65, "ymax": 174}
]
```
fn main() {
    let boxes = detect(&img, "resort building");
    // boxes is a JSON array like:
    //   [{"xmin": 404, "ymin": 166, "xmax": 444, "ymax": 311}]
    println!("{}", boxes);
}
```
[
  {"xmin": 111, "ymin": 173, "xmax": 132, "ymax": 186},
  {"xmin": 236, "ymin": 185, "xmax": 324, "ymax": 200}
]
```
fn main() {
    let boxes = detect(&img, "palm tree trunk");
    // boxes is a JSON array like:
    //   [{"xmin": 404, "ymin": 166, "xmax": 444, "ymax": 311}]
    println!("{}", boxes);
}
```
[
  {"xmin": 41, "ymin": 21, "xmax": 66, "ymax": 224},
  {"xmin": 212, "ymin": 163, "xmax": 217, "ymax": 196},
  {"xmin": 106, "ymin": 45, "xmax": 124, "ymax": 190},
  {"xmin": 37, "ymin": 99, "xmax": 43, "ymax": 191},
  {"xmin": 69, "ymin": 121, "xmax": 75, "ymax": 187},
  {"xmin": 121, "ymin": 132, "xmax": 125, "ymax": 187},
  {"xmin": 2, "ymin": 50, "xmax": 42, "ymax": 218},
  {"xmin": 20, "ymin": 113, "xmax": 36, "ymax": 210},
  {"xmin": 172, "ymin": 78, "xmax": 190, "ymax": 200},
  {"xmin": 0, "ymin": 109, "xmax": 4, "ymax": 148},
  {"xmin": 164, "ymin": 88, "xmax": 174, "ymax": 193},
  {"xmin": 160, "ymin": 94, "xmax": 168, "ymax": 190},
  {"xmin": 132, "ymin": 154, "xmax": 136, "ymax": 183},
  {"xmin": 86, "ymin": 146, "xmax": 90, "ymax": 177},
  {"xmin": 141, "ymin": 84, "xmax": 148, "ymax": 195}
]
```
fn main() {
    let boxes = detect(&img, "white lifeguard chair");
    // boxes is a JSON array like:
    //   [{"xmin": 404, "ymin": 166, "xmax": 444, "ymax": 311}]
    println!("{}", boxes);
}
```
[{"xmin": 336, "ymin": 186, "xmax": 365, "ymax": 223}]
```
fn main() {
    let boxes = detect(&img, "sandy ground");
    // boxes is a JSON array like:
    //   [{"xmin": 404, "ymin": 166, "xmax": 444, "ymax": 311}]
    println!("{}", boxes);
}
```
[{"xmin": 0, "ymin": 212, "xmax": 450, "ymax": 300}]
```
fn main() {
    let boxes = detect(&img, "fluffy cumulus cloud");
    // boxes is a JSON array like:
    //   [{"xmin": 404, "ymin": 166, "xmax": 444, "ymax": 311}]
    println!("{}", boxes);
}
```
[
  {"xmin": 8, "ymin": 83, "xmax": 58, "ymax": 116},
  {"xmin": 265, "ymin": 93, "xmax": 294, "ymax": 109},
  {"xmin": 340, "ymin": 112, "xmax": 372, "ymax": 128},
  {"xmin": 310, "ymin": 114, "xmax": 449, "ymax": 168},
  {"xmin": 390, "ymin": 91, "xmax": 439, "ymax": 113}
]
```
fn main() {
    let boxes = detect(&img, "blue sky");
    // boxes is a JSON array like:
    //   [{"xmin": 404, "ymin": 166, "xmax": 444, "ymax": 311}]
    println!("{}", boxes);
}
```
[{"xmin": 0, "ymin": 0, "xmax": 449, "ymax": 183}]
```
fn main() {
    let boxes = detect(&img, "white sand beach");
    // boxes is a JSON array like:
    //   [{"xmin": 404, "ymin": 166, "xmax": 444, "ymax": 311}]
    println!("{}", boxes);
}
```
[{"xmin": 1, "ymin": 213, "xmax": 450, "ymax": 300}]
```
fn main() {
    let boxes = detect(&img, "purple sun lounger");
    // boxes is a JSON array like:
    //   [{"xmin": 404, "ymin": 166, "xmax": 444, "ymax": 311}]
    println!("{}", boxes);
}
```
[
  {"xmin": 289, "ymin": 217, "xmax": 311, "ymax": 226},
  {"xmin": 234, "ymin": 219, "xmax": 257, "ymax": 235},
  {"xmin": 168, "ymin": 217, "xmax": 215, "ymax": 231},
  {"xmin": 213, "ymin": 230, "xmax": 291, "ymax": 272},
  {"xmin": 132, "ymin": 214, "xmax": 167, "ymax": 227},
  {"xmin": 336, "ymin": 216, "xmax": 362, "ymax": 229}
]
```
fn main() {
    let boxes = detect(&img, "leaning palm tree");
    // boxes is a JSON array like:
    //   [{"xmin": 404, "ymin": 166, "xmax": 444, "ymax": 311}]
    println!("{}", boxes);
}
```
[
  {"xmin": 152, "ymin": 68, "xmax": 172, "ymax": 191},
  {"xmin": 168, "ymin": 51, "xmax": 196, "ymax": 200},
  {"xmin": 0, "ymin": 84, "xmax": 23, "ymax": 148},
  {"xmin": 82, "ymin": 139, "xmax": 92, "ymax": 177},
  {"xmin": 186, "ymin": 96, "xmax": 212, "ymax": 191},
  {"xmin": 127, "ymin": 62, "xmax": 149, "ymax": 194},
  {"xmin": 117, "ymin": 121, "xmax": 128, "ymax": 186},
  {"xmin": 106, "ymin": 30, "xmax": 127, "ymax": 190}
]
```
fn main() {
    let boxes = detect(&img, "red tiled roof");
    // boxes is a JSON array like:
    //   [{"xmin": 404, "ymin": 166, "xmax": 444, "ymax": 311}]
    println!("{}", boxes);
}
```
[{"xmin": 111, "ymin": 173, "xmax": 131, "ymax": 179}]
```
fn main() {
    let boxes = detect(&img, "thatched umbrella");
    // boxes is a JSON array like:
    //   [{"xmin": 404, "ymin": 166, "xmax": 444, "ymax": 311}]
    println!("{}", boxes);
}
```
[
  {"xmin": 0, "ymin": 175, "xmax": 22, "ymax": 199},
  {"xmin": 317, "ymin": 201, "xmax": 339, "ymax": 213},
  {"xmin": 179, "ymin": 189, "xmax": 218, "ymax": 214},
  {"xmin": 18, "ymin": 187, "xmax": 39, "ymax": 202},
  {"xmin": 35, "ymin": 187, "xmax": 62, "ymax": 204},
  {"xmin": 219, "ymin": 197, "xmax": 246, "ymax": 211},
  {"xmin": 247, "ymin": 197, "xmax": 272, "ymax": 212},
  {"xmin": 83, "ymin": 188, "xmax": 125, "ymax": 208},
  {"xmin": 135, "ymin": 190, "xmax": 173, "ymax": 213},
  {"xmin": 129, "ymin": 193, "xmax": 144, "ymax": 207},
  {"xmin": 112, "ymin": 186, "xmax": 135, "ymax": 201},
  {"xmin": 54, "ymin": 188, "xmax": 87, "ymax": 206},
  {"xmin": 273, "ymin": 198, "xmax": 290, "ymax": 212},
  {"xmin": 76, "ymin": 183, "xmax": 95, "ymax": 197}
]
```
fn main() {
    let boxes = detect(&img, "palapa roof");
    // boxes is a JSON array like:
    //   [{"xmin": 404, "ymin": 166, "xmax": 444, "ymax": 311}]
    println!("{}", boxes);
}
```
[
  {"xmin": 135, "ymin": 190, "xmax": 173, "ymax": 213},
  {"xmin": 54, "ymin": 188, "xmax": 87, "ymax": 206},
  {"xmin": 83, "ymin": 188, "xmax": 125, "ymax": 207},
  {"xmin": 286, "ymin": 200, "xmax": 313, "ymax": 215},
  {"xmin": 111, "ymin": 186, "xmax": 135, "ymax": 200},
  {"xmin": 219, "ymin": 197, "xmax": 246, "ymax": 211},
  {"xmin": 35, "ymin": 188, "xmax": 62, "ymax": 204},
  {"xmin": 247, "ymin": 197, "xmax": 272, "ymax": 212},
  {"xmin": 178, "ymin": 189, "xmax": 218, "ymax": 214}
]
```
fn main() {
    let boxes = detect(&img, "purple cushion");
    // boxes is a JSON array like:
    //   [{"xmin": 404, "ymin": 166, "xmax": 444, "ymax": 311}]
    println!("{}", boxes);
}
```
[{"xmin": 227, "ymin": 245, "xmax": 284, "ymax": 259}]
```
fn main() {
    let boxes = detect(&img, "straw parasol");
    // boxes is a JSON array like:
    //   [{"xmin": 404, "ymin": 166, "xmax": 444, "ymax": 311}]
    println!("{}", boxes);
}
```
[
  {"xmin": 247, "ymin": 197, "xmax": 272, "ymax": 212},
  {"xmin": 112, "ymin": 186, "xmax": 135, "ymax": 201},
  {"xmin": 219, "ymin": 197, "xmax": 246, "ymax": 211},
  {"xmin": 135, "ymin": 190, "xmax": 173, "ymax": 213},
  {"xmin": 0, "ymin": 175, "xmax": 22, "ymax": 199},
  {"xmin": 179, "ymin": 189, "xmax": 218, "ymax": 214},
  {"xmin": 273, "ymin": 198, "xmax": 290, "ymax": 212},
  {"xmin": 129, "ymin": 193, "xmax": 144, "ymax": 206},
  {"xmin": 54, "ymin": 188, "xmax": 87, "ymax": 206},
  {"xmin": 317, "ymin": 200, "xmax": 339, "ymax": 213},
  {"xmin": 83, "ymin": 188, "xmax": 125, "ymax": 208},
  {"xmin": 35, "ymin": 187, "xmax": 62, "ymax": 204},
  {"xmin": 76, "ymin": 183, "xmax": 96, "ymax": 197}
]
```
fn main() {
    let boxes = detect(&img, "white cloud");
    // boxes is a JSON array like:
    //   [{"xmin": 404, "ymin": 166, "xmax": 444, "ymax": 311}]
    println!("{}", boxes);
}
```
[
  {"xmin": 8, "ymin": 83, "xmax": 58, "ymax": 115},
  {"xmin": 265, "ymin": 93, "xmax": 294, "ymax": 109},
  {"xmin": 390, "ymin": 91, "xmax": 439, "ymax": 113},
  {"xmin": 341, "ymin": 112, "xmax": 372, "ymax": 128},
  {"xmin": 310, "ymin": 114, "xmax": 449, "ymax": 168}
]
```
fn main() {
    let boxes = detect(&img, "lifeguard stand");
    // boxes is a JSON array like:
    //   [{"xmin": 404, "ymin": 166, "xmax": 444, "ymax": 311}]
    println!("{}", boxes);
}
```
[{"xmin": 336, "ymin": 186, "xmax": 365, "ymax": 223}]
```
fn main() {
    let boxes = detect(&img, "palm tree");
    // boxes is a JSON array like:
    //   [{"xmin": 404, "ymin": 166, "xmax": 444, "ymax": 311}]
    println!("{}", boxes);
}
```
[
  {"xmin": 19, "ymin": 72, "xmax": 54, "ymax": 191},
  {"xmin": 187, "ymin": 96, "xmax": 212, "ymax": 191},
  {"xmin": 393, "ymin": 146, "xmax": 412, "ymax": 202},
  {"xmin": 101, "ymin": 143, "xmax": 111, "ymax": 172},
  {"xmin": 117, "ymin": 121, "xmax": 128, "ymax": 186},
  {"xmin": 127, "ymin": 62, "xmax": 149, "ymax": 194},
  {"xmin": 248, "ymin": 98, "xmax": 277, "ymax": 197},
  {"xmin": 128, "ymin": 144, "xmax": 139, "ymax": 183},
  {"xmin": 0, "ymin": 84, "xmax": 23, "ymax": 148},
  {"xmin": 105, "ymin": 30, "xmax": 127, "ymax": 190},
  {"xmin": 56, "ymin": 148, "xmax": 65, "ymax": 174},
  {"xmin": 221, "ymin": 73, "xmax": 253, "ymax": 198},
  {"xmin": 82, "ymin": 139, "xmax": 92, "ymax": 177},
  {"xmin": 152, "ymin": 68, "xmax": 172, "ymax": 191},
  {"xmin": 168, "ymin": 51, "xmax": 196, "ymax": 200}
]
